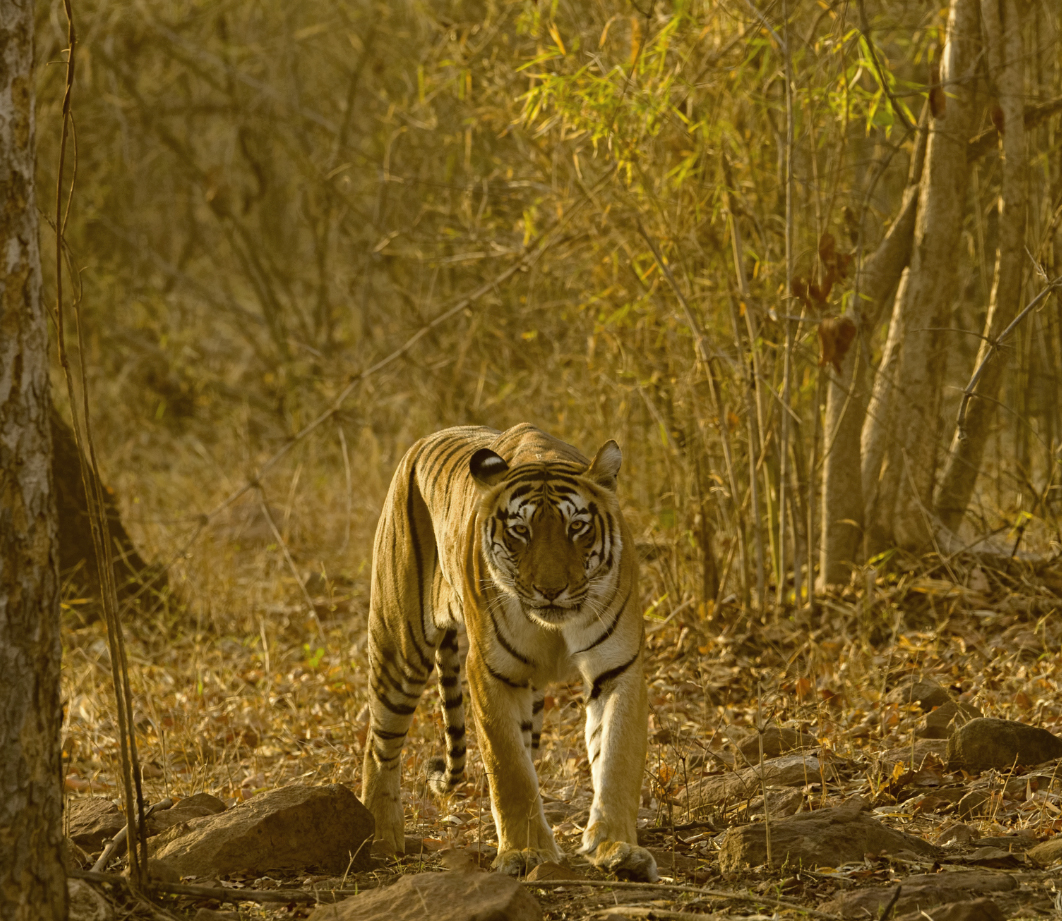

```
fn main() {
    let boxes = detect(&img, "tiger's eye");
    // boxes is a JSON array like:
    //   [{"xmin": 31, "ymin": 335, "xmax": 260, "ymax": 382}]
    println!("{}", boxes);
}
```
[
  {"xmin": 510, "ymin": 524, "xmax": 530, "ymax": 539},
  {"xmin": 569, "ymin": 521, "xmax": 586, "ymax": 534}
]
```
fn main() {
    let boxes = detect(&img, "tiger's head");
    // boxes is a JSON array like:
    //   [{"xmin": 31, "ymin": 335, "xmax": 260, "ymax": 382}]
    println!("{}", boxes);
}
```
[{"xmin": 469, "ymin": 441, "xmax": 624, "ymax": 628}]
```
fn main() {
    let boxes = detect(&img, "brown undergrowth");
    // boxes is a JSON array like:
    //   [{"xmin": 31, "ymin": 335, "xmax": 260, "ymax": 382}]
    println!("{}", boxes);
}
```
[{"xmin": 60, "ymin": 431, "xmax": 1062, "ymax": 920}]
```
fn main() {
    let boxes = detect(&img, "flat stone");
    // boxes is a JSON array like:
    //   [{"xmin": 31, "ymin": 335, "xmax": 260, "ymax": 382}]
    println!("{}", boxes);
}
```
[
  {"xmin": 920, "ymin": 701, "xmax": 982, "ymax": 740},
  {"xmin": 881, "ymin": 739, "xmax": 950, "ymax": 766},
  {"xmin": 148, "ymin": 793, "xmax": 227, "ymax": 836},
  {"xmin": 895, "ymin": 898, "xmax": 1005, "ymax": 921},
  {"xmin": 525, "ymin": 861, "xmax": 585, "ymax": 881},
  {"xmin": 948, "ymin": 718, "xmax": 1062, "ymax": 773},
  {"xmin": 307, "ymin": 871, "xmax": 542, "ymax": 921},
  {"xmin": 824, "ymin": 870, "xmax": 1017, "ymax": 919},
  {"xmin": 151, "ymin": 784, "xmax": 373, "ymax": 878},
  {"xmin": 736, "ymin": 727, "xmax": 816, "ymax": 763},
  {"xmin": 681, "ymin": 753, "xmax": 820, "ymax": 808},
  {"xmin": 68, "ymin": 879, "xmax": 113, "ymax": 921},
  {"xmin": 718, "ymin": 797, "xmax": 938, "ymax": 872},
  {"xmin": 1028, "ymin": 837, "xmax": 1062, "ymax": 866},
  {"xmin": 66, "ymin": 798, "xmax": 125, "ymax": 852},
  {"xmin": 887, "ymin": 679, "xmax": 954, "ymax": 712}
]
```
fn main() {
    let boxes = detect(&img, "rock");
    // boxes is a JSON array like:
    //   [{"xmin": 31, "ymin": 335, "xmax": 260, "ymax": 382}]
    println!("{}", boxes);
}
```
[
  {"xmin": 63, "ymin": 837, "xmax": 93, "ymax": 870},
  {"xmin": 717, "ymin": 797, "xmax": 938, "ymax": 872},
  {"xmin": 193, "ymin": 911, "xmax": 240, "ymax": 921},
  {"xmin": 948, "ymin": 718, "xmax": 1062, "ymax": 773},
  {"xmin": 681, "ymin": 753, "xmax": 820, "ymax": 808},
  {"xmin": 1028, "ymin": 837, "xmax": 1062, "ymax": 866},
  {"xmin": 736, "ymin": 727, "xmax": 815, "ymax": 762},
  {"xmin": 888, "ymin": 679, "xmax": 954, "ymax": 712},
  {"xmin": 307, "ymin": 871, "xmax": 542, "ymax": 921},
  {"xmin": 525, "ymin": 861, "xmax": 585, "ymax": 881},
  {"xmin": 744, "ymin": 787, "xmax": 805, "ymax": 819},
  {"xmin": 67, "ymin": 879, "xmax": 113, "ymax": 921},
  {"xmin": 975, "ymin": 835, "xmax": 1035, "ymax": 852},
  {"xmin": 151, "ymin": 784, "xmax": 374, "ymax": 878},
  {"xmin": 66, "ymin": 798, "xmax": 126, "ymax": 852},
  {"xmin": 962, "ymin": 847, "xmax": 1023, "ymax": 869},
  {"xmin": 896, "ymin": 898, "xmax": 1005, "ymax": 921},
  {"xmin": 955, "ymin": 790, "xmax": 994, "ymax": 819},
  {"xmin": 920, "ymin": 701, "xmax": 982, "ymax": 740},
  {"xmin": 645, "ymin": 848, "xmax": 705, "ymax": 876},
  {"xmin": 882, "ymin": 739, "xmax": 950, "ymax": 766},
  {"xmin": 824, "ymin": 870, "xmax": 1017, "ymax": 919},
  {"xmin": 148, "ymin": 793, "xmax": 227, "ymax": 836},
  {"xmin": 938, "ymin": 824, "xmax": 978, "ymax": 847}
]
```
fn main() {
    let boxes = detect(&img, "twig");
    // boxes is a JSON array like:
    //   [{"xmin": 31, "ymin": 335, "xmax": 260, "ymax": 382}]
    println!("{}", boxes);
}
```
[
  {"xmin": 69, "ymin": 867, "xmax": 841, "ymax": 917},
  {"xmin": 256, "ymin": 488, "xmax": 323, "ymax": 638},
  {"xmin": 878, "ymin": 884, "xmax": 903, "ymax": 921},
  {"xmin": 91, "ymin": 799, "xmax": 173, "ymax": 873},
  {"xmin": 52, "ymin": 0, "xmax": 149, "ymax": 888},
  {"xmin": 955, "ymin": 277, "xmax": 1062, "ymax": 439},
  {"xmin": 525, "ymin": 878, "xmax": 843, "ymax": 919},
  {"xmin": 854, "ymin": 0, "xmax": 916, "ymax": 132}
]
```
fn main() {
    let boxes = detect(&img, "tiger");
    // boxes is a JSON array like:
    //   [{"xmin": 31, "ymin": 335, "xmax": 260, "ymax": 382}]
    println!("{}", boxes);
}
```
[{"xmin": 361, "ymin": 423, "xmax": 657, "ymax": 881}]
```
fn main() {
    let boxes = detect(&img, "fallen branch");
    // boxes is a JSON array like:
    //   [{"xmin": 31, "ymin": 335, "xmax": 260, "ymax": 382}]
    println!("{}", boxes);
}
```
[{"xmin": 91, "ymin": 798, "xmax": 173, "ymax": 873}]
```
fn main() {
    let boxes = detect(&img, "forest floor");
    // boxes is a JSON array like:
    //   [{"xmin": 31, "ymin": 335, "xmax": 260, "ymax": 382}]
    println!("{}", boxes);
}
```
[{"xmin": 61, "ymin": 549, "xmax": 1062, "ymax": 920}]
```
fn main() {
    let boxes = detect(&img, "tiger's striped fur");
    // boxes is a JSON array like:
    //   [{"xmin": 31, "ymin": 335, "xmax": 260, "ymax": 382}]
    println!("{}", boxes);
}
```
[{"xmin": 362, "ymin": 424, "xmax": 656, "ymax": 881}]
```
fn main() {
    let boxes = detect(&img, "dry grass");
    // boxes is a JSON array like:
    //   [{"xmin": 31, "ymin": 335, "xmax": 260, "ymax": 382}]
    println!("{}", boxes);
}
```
[{"xmin": 60, "ymin": 419, "xmax": 1062, "ymax": 919}]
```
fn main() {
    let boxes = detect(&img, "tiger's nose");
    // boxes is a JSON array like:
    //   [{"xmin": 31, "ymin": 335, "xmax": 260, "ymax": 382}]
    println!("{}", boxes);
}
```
[{"xmin": 534, "ymin": 584, "xmax": 566, "ymax": 601}]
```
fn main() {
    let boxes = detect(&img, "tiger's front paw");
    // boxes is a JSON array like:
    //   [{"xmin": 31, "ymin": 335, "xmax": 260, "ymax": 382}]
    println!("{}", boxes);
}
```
[
  {"xmin": 492, "ymin": 847, "xmax": 559, "ymax": 877},
  {"xmin": 582, "ymin": 839, "xmax": 658, "ymax": 882}
]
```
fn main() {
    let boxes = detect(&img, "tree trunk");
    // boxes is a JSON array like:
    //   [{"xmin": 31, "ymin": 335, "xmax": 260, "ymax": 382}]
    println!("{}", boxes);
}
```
[
  {"xmin": 820, "ymin": 114, "xmax": 927, "ymax": 585},
  {"xmin": 0, "ymin": 1, "xmax": 68, "ymax": 918},
  {"xmin": 935, "ymin": 0, "xmax": 1027, "ymax": 530},
  {"xmin": 864, "ymin": 0, "xmax": 981, "ymax": 550}
]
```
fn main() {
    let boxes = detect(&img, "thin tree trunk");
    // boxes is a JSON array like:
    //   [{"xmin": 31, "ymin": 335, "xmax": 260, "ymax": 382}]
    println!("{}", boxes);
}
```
[
  {"xmin": 867, "ymin": 0, "xmax": 981, "ymax": 549},
  {"xmin": 0, "ymin": 2, "xmax": 68, "ymax": 918},
  {"xmin": 821, "ymin": 114, "xmax": 927, "ymax": 583},
  {"xmin": 935, "ymin": 0, "xmax": 1026, "ymax": 530}
]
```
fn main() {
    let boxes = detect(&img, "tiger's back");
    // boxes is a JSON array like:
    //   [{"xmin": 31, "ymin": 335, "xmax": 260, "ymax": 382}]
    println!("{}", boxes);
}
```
[{"xmin": 362, "ymin": 423, "xmax": 656, "ymax": 881}]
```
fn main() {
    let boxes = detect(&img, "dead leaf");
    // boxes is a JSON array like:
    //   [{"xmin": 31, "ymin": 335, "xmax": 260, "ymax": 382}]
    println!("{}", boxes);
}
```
[{"xmin": 818, "ymin": 316, "xmax": 858, "ymax": 373}]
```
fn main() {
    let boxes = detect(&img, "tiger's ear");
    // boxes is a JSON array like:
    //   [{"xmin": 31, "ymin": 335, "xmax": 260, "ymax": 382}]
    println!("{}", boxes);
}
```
[
  {"xmin": 470, "ymin": 448, "xmax": 510, "ymax": 488},
  {"xmin": 586, "ymin": 440, "xmax": 622, "ymax": 491}
]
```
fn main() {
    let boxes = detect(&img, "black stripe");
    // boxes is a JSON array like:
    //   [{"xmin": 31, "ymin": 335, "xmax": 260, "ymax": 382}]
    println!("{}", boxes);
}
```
[
  {"xmin": 441, "ymin": 446, "xmax": 476, "ymax": 497},
  {"xmin": 373, "ymin": 727, "xmax": 407, "ymax": 741},
  {"xmin": 373, "ymin": 747, "xmax": 401, "ymax": 765},
  {"xmin": 424, "ymin": 438, "xmax": 469, "ymax": 498},
  {"xmin": 446, "ymin": 725, "xmax": 465, "ymax": 738},
  {"xmin": 532, "ymin": 697, "xmax": 545, "ymax": 715},
  {"xmin": 440, "ymin": 674, "xmax": 459, "ymax": 688},
  {"xmin": 520, "ymin": 720, "xmax": 533, "ymax": 732},
  {"xmin": 484, "ymin": 659, "xmax": 527, "ymax": 689},
  {"xmin": 590, "ymin": 725, "xmax": 602, "ymax": 740},
  {"xmin": 589, "ymin": 651, "xmax": 639, "ymax": 700},
  {"xmin": 573, "ymin": 582, "xmax": 631, "ymax": 654},
  {"xmin": 405, "ymin": 458, "xmax": 430, "ymax": 641},
  {"xmin": 448, "ymin": 745, "xmax": 466, "ymax": 759},
  {"xmin": 372, "ymin": 684, "xmax": 417, "ymax": 716},
  {"xmin": 444, "ymin": 693, "xmax": 464, "ymax": 710},
  {"xmin": 488, "ymin": 606, "xmax": 532, "ymax": 665},
  {"xmin": 405, "ymin": 621, "xmax": 434, "ymax": 674}
]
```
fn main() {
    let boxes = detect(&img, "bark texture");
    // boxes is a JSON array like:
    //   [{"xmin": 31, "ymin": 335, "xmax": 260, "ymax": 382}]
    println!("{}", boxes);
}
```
[
  {"xmin": 820, "ymin": 116, "xmax": 927, "ymax": 585},
  {"xmin": 864, "ymin": 0, "xmax": 981, "ymax": 550},
  {"xmin": 0, "ymin": 1, "xmax": 68, "ymax": 918},
  {"xmin": 935, "ymin": 0, "xmax": 1026, "ymax": 530}
]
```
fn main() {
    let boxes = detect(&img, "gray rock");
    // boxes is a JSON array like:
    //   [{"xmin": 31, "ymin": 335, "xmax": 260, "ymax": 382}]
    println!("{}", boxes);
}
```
[
  {"xmin": 151, "ymin": 784, "xmax": 373, "ymax": 878},
  {"xmin": 888, "ymin": 679, "xmax": 954, "ymax": 712},
  {"xmin": 307, "ymin": 871, "xmax": 542, "ymax": 921},
  {"xmin": 147, "ymin": 793, "xmax": 227, "ymax": 836},
  {"xmin": 736, "ymin": 727, "xmax": 815, "ymax": 763},
  {"xmin": 881, "ymin": 738, "xmax": 950, "ymax": 766},
  {"xmin": 895, "ymin": 898, "xmax": 1005, "ymax": 921},
  {"xmin": 824, "ymin": 870, "xmax": 1017, "ymax": 919},
  {"xmin": 1028, "ymin": 837, "xmax": 1062, "ymax": 866},
  {"xmin": 68, "ymin": 879, "xmax": 113, "ymax": 921},
  {"xmin": 947, "ymin": 718, "xmax": 1062, "ymax": 773},
  {"xmin": 717, "ymin": 797, "xmax": 938, "ymax": 872},
  {"xmin": 920, "ymin": 701, "xmax": 982, "ymax": 740},
  {"xmin": 66, "ymin": 798, "xmax": 125, "ymax": 852},
  {"xmin": 681, "ymin": 753, "xmax": 820, "ymax": 808}
]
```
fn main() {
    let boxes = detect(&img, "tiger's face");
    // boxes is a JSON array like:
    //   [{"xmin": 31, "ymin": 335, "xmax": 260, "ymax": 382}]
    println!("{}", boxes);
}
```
[{"xmin": 470, "ymin": 441, "xmax": 623, "ymax": 628}]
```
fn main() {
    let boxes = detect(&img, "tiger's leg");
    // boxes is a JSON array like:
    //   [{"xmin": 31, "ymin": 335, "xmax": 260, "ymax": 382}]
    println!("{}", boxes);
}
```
[
  {"xmin": 529, "ymin": 688, "xmax": 545, "ymax": 756},
  {"xmin": 579, "ymin": 650, "xmax": 658, "ymax": 881},
  {"xmin": 466, "ymin": 650, "xmax": 560, "ymax": 875},
  {"xmin": 361, "ymin": 457, "xmax": 439, "ymax": 855},
  {"xmin": 427, "ymin": 627, "xmax": 467, "ymax": 794}
]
